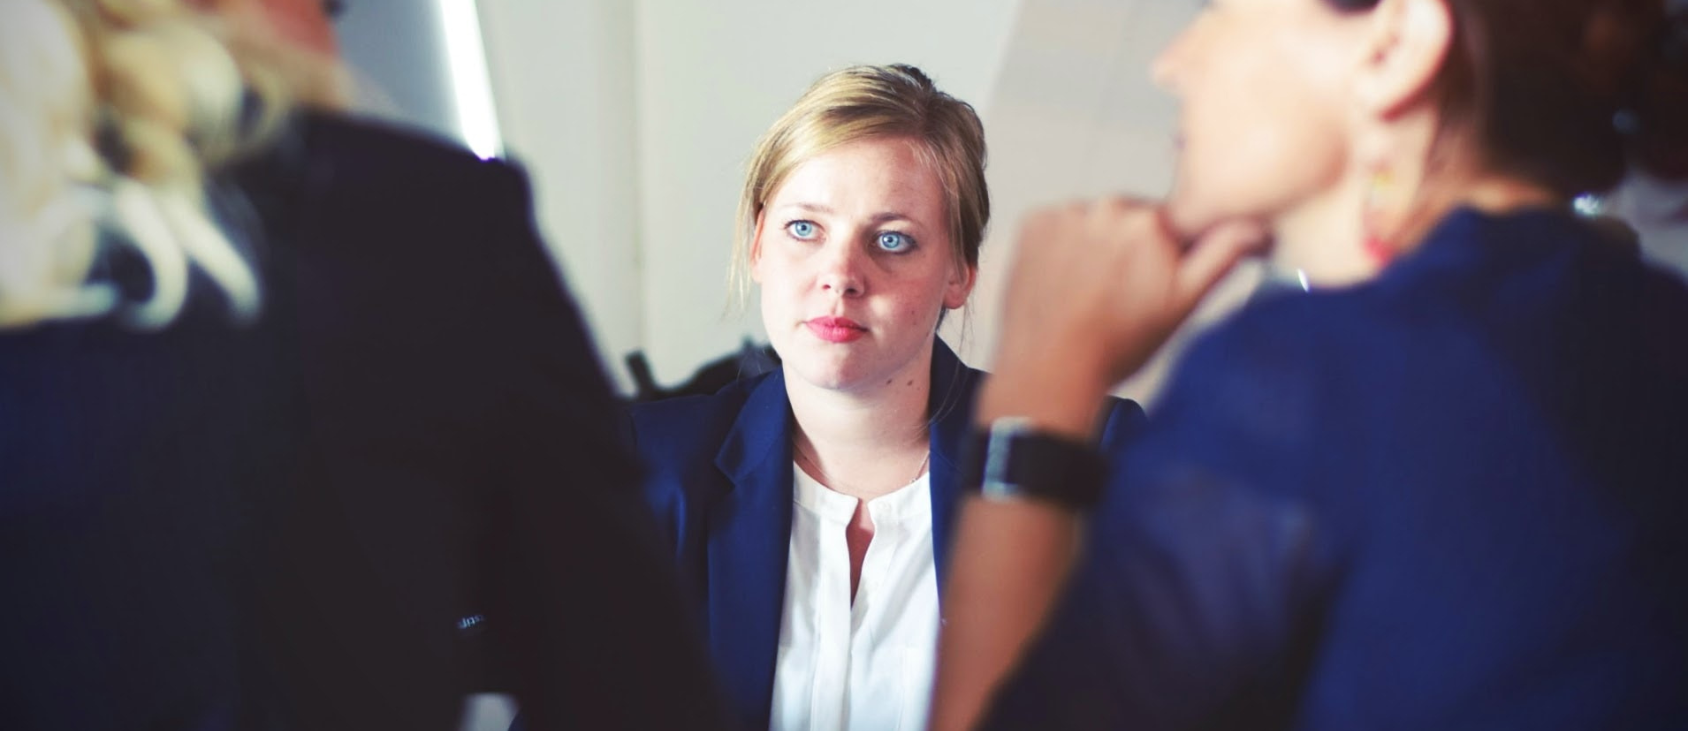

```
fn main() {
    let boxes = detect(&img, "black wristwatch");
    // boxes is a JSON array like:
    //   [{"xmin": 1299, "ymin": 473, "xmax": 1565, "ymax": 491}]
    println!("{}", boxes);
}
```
[{"xmin": 962, "ymin": 417, "xmax": 1107, "ymax": 511}]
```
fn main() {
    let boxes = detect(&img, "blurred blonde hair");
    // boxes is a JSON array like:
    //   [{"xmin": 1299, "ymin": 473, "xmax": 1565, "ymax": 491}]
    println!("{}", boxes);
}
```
[
  {"xmin": 730, "ymin": 63, "xmax": 989, "ymax": 308},
  {"xmin": 0, "ymin": 0, "xmax": 346, "ymax": 330}
]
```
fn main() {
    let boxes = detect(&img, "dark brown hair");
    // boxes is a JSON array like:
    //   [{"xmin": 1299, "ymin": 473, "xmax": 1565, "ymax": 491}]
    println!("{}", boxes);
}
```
[{"xmin": 1329, "ymin": 0, "xmax": 1688, "ymax": 193}]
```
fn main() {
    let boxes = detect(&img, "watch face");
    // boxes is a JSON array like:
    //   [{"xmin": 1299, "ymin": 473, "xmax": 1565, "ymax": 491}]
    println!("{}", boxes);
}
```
[{"xmin": 971, "ymin": 421, "xmax": 1106, "ymax": 510}]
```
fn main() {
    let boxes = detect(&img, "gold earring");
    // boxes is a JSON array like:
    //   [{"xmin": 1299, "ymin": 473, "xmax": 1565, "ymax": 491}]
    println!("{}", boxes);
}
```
[{"xmin": 1362, "ymin": 169, "xmax": 1398, "ymax": 264}]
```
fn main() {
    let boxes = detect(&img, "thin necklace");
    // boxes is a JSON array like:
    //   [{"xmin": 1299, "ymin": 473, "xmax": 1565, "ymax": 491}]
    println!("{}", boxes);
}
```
[{"xmin": 795, "ymin": 440, "xmax": 930, "ymax": 497}]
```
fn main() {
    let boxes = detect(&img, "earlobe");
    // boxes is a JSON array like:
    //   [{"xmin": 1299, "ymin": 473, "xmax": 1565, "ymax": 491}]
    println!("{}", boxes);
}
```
[
  {"xmin": 1356, "ymin": 0, "xmax": 1454, "ymax": 118},
  {"xmin": 943, "ymin": 264, "xmax": 978, "ymax": 310}
]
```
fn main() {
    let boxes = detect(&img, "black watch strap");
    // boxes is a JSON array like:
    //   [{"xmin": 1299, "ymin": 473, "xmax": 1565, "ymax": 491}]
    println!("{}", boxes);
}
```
[{"xmin": 961, "ymin": 417, "xmax": 1107, "ymax": 511}]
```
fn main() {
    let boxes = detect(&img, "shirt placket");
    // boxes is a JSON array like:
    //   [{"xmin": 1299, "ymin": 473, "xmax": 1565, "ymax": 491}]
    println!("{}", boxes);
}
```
[{"xmin": 808, "ymin": 494, "xmax": 856, "ymax": 731}]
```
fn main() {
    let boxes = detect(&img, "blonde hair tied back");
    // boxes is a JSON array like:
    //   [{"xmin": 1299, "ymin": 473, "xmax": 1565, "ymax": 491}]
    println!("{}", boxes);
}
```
[{"xmin": 0, "ymin": 0, "xmax": 326, "ymax": 331}]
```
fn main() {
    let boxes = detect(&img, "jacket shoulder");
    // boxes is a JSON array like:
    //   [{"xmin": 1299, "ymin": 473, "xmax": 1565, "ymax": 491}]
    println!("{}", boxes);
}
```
[
  {"xmin": 234, "ymin": 112, "xmax": 533, "ymax": 238},
  {"xmin": 1098, "ymin": 394, "xmax": 1148, "ymax": 454},
  {"xmin": 299, "ymin": 112, "xmax": 512, "ymax": 181},
  {"xmin": 630, "ymin": 376, "xmax": 764, "ymax": 479},
  {"xmin": 628, "ymin": 376, "xmax": 775, "ymax": 556}
]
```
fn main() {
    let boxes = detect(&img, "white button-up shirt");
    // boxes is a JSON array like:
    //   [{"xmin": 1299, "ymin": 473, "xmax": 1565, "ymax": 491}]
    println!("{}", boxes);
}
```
[{"xmin": 769, "ymin": 464, "xmax": 940, "ymax": 731}]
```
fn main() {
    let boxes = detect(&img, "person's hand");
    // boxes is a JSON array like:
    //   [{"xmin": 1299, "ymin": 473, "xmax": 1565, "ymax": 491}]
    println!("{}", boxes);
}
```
[{"xmin": 982, "ymin": 198, "xmax": 1266, "ymax": 438}]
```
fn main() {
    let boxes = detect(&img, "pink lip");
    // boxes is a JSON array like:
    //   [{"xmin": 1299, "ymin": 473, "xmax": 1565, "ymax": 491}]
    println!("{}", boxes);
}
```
[{"xmin": 805, "ymin": 316, "xmax": 867, "ymax": 343}]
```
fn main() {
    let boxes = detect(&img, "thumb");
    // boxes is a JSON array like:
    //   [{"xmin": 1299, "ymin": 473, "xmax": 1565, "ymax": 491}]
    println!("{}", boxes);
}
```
[{"xmin": 1174, "ymin": 219, "xmax": 1269, "ymax": 304}]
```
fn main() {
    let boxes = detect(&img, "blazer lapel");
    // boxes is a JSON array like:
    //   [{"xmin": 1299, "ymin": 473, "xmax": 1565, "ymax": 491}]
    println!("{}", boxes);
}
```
[
  {"xmin": 709, "ymin": 370, "xmax": 795, "ymax": 729},
  {"xmin": 927, "ymin": 339, "xmax": 980, "ymax": 594}
]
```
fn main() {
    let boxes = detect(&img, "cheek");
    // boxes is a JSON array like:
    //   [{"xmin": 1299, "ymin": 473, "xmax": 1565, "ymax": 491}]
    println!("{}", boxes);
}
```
[
  {"xmin": 1238, "ymin": 106, "xmax": 1347, "ymax": 197},
  {"xmin": 757, "ymin": 285, "xmax": 796, "ymax": 358},
  {"xmin": 753, "ymin": 246, "xmax": 801, "ymax": 295},
  {"xmin": 757, "ymin": 272, "xmax": 796, "ymax": 320},
  {"xmin": 889, "ymin": 274, "xmax": 952, "ymax": 330},
  {"xmin": 754, "ymin": 258, "xmax": 790, "ymax": 327},
  {"xmin": 1173, "ymin": 57, "xmax": 1350, "ymax": 229}
]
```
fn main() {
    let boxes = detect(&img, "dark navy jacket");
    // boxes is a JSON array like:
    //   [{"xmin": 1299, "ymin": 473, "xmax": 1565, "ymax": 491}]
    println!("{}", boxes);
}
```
[
  {"xmin": 986, "ymin": 208, "xmax": 1688, "ymax": 730},
  {"xmin": 630, "ymin": 339, "xmax": 1147, "ymax": 729},
  {"xmin": 0, "ymin": 114, "xmax": 725, "ymax": 731}
]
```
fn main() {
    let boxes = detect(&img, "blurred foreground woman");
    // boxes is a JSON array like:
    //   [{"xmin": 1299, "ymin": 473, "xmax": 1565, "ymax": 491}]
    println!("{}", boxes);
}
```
[
  {"xmin": 0, "ymin": 1, "xmax": 726, "ymax": 729},
  {"xmin": 934, "ymin": 0, "xmax": 1688, "ymax": 729}
]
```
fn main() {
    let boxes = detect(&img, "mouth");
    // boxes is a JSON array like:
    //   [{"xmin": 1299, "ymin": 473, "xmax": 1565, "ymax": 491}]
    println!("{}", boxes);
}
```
[{"xmin": 804, "ymin": 316, "xmax": 867, "ymax": 343}]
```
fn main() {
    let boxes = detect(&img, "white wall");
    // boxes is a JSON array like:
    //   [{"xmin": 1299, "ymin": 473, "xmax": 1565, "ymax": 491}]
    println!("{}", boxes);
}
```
[
  {"xmin": 477, "ymin": 0, "xmax": 644, "ymax": 389},
  {"xmin": 335, "ymin": 2, "xmax": 461, "ymax": 143}
]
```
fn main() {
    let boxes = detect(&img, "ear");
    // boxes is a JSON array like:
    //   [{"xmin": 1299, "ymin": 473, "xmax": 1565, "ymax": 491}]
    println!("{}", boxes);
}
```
[
  {"xmin": 749, "ymin": 212, "xmax": 768, "ymax": 284},
  {"xmin": 942, "ymin": 261, "xmax": 977, "ymax": 310},
  {"xmin": 1355, "ymin": 0, "xmax": 1454, "ymax": 119}
]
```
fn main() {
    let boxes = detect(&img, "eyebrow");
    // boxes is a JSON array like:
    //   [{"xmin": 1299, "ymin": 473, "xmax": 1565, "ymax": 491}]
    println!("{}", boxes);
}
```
[{"xmin": 781, "ymin": 202, "xmax": 920, "ymax": 227}]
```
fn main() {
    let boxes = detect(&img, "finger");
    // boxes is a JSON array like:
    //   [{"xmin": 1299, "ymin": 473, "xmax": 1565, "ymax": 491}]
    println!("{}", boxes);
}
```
[
  {"xmin": 1092, "ymin": 196, "xmax": 1159, "ymax": 229},
  {"xmin": 1174, "ymin": 219, "xmax": 1269, "ymax": 302},
  {"xmin": 1090, "ymin": 202, "xmax": 1178, "ymax": 267}
]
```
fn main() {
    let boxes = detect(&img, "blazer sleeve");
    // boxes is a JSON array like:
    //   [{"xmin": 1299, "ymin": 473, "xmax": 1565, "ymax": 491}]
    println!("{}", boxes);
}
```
[{"xmin": 980, "ymin": 314, "xmax": 1333, "ymax": 730}]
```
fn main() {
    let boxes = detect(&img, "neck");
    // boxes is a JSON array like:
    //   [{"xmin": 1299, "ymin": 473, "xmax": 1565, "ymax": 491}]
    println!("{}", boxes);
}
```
[
  {"xmin": 1388, "ymin": 167, "xmax": 1563, "ymax": 249},
  {"xmin": 786, "ymin": 345, "xmax": 934, "ymax": 501},
  {"xmin": 1274, "ymin": 170, "xmax": 1374, "ymax": 286},
  {"xmin": 1276, "ymin": 137, "xmax": 1562, "ymax": 285}
]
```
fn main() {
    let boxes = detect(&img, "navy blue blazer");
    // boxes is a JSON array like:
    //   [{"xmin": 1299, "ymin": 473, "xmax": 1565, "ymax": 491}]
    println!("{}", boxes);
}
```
[
  {"xmin": 630, "ymin": 339, "xmax": 1146, "ymax": 729},
  {"xmin": 985, "ymin": 208, "xmax": 1688, "ymax": 729},
  {"xmin": 0, "ymin": 113, "xmax": 726, "ymax": 731}
]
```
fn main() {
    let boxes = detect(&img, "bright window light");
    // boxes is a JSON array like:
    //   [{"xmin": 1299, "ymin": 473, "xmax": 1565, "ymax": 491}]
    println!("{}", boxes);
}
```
[{"xmin": 436, "ymin": 0, "xmax": 503, "ymax": 159}]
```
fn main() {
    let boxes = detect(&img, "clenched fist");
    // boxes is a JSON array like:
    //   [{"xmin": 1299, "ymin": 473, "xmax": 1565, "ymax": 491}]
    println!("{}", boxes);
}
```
[{"xmin": 981, "ymin": 198, "xmax": 1266, "ymax": 439}]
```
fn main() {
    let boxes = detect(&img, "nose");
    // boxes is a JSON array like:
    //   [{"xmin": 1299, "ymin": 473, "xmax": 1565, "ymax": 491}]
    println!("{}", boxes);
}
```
[{"xmin": 816, "ymin": 240, "xmax": 866, "ymax": 297}]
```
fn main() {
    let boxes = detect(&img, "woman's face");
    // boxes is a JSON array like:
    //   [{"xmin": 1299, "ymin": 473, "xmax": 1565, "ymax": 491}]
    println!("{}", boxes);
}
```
[
  {"xmin": 752, "ymin": 136, "xmax": 974, "ymax": 394},
  {"xmin": 1154, "ymin": 0, "xmax": 1370, "ymax": 238}
]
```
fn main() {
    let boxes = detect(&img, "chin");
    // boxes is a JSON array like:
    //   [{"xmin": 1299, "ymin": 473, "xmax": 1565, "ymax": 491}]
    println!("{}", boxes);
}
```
[
  {"xmin": 785, "ymin": 350, "xmax": 871, "ymax": 392},
  {"xmin": 1166, "ymin": 184, "xmax": 1276, "ymax": 242}
]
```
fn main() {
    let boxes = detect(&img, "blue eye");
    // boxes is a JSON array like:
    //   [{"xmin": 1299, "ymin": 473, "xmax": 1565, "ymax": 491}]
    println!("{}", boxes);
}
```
[
  {"xmin": 876, "ymin": 231, "xmax": 914, "ymax": 253},
  {"xmin": 786, "ymin": 220, "xmax": 819, "ymax": 240}
]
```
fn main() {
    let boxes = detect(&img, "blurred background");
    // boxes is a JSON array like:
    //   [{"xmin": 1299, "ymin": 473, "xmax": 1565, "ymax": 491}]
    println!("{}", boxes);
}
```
[{"xmin": 338, "ymin": 0, "xmax": 1688, "ymax": 403}]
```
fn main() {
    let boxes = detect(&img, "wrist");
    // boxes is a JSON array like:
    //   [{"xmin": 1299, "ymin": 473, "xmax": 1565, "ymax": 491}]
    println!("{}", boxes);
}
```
[
  {"xmin": 978, "ymin": 358, "xmax": 1113, "ymax": 442},
  {"xmin": 961, "ymin": 416, "xmax": 1108, "ymax": 511}
]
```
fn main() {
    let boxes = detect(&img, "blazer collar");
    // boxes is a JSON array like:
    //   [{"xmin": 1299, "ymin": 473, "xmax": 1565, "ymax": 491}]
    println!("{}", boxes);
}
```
[
  {"xmin": 707, "ymin": 369, "xmax": 794, "ymax": 729},
  {"xmin": 704, "ymin": 340, "xmax": 981, "ymax": 726},
  {"xmin": 926, "ymin": 338, "xmax": 980, "ymax": 591}
]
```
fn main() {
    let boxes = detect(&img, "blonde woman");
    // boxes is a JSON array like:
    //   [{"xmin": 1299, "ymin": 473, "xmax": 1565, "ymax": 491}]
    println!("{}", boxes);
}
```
[
  {"xmin": 629, "ymin": 64, "xmax": 1146, "ymax": 731},
  {"xmin": 0, "ymin": 2, "xmax": 724, "ymax": 730}
]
